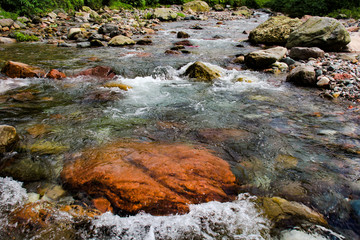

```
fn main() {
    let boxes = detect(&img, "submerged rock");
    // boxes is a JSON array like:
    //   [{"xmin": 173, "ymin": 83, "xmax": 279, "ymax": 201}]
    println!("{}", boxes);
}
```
[
  {"xmin": 258, "ymin": 197, "xmax": 327, "ymax": 226},
  {"xmin": 61, "ymin": 140, "xmax": 238, "ymax": 215},
  {"xmin": 76, "ymin": 66, "xmax": 116, "ymax": 79},
  {"xmin": 184, "ymin": 61, "xmax": 221, "ymax": 82},
  {"xmin": 245, "ymin": 46, "xmax": 287, "ymax": 69},
  {"xmin": 0, "ymin": 157, "xmax": 51, "ymax": 182},
  {"xmin": 249, "ymin": 16, "xmax": 302, "ymax": 45},
  {"xmin": 46, "ymin": 69, "xmax": 66, "ymax": 79},
  {"xmin": 286, "ymin": 17, "xmax": 351, "ymax": 51},
  {"xmin": 0, "ymin": 125, "xmax": 18, "ymax": 153},
  {"xmin": 1, "ymin": 61, "xmax": 46, "ymax": 78},
  {"xmin": 103, "ymin": 81, "xmax": 132, "ymax": 91},
  {"xmin": 183, "ymin": 0, "xmax": 210, "ymax": 13}
]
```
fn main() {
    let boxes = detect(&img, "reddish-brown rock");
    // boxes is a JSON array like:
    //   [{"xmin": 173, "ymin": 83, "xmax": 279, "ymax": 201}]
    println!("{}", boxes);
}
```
[
  {"xmin": 1, "ymin": 61, "xmax": 46, "ymax": 78},
  {"xmin": 61, "ymin": 141, "xmax": 238, "ymax": 215},
  {"xmin": 92, "ymin": 197, "xmax": 113, "ymax": 213},
  {"xmin": 333, "ymin": 73, "xmax": 353, "ymax": 80},
  {"xmin": 46, "ymin": 69, "xmax": 66, "ymax": 79},
  {"xmin": 75, "ymin": 66, "xmax": 116, "ymax": 79}
]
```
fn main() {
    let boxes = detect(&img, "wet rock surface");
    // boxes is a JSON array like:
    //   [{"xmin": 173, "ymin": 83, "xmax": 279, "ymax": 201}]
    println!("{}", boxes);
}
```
[
  {"xmin": 286, "ymin": 16, "xmax": 351, "ymax": 51},
  {"xmin": 61, "ymin": 140, "xmax": 238, "ymax": 215},
  {"xmin": 184, "ymin": 61, "xmax": 221, "ymax": 82},
  {"xmin": 1, "ymin": 61, "xmax": 46, "ymax": 78}
]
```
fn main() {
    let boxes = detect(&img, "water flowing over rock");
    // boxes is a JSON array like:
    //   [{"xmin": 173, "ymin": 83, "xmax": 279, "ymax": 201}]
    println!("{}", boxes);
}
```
[
  {"xmin": 153, "ymin": 8, "xmax": 178, "ymax": 21},
  {"xmin": 108, "ymin": 35, "xmax": 135, "ymax": 46},
  {"xmin": 286, "ymin": 17, "xmax": 351, "ymax": 51},
  {"xmin": 75, "ymin": 66, "xmax": 116, "ymax": 79},
  {"xmin": 289, "ymin": 47, "xmax": 325, "ymax": 60},
  {"xmin": 286, "ymin": 65, "xmax": 316, "ymax": 86},
  {"xmin": 0, "ymin": 125, "xmax": 18, "ymax": 153},
  {"xmin": 249, "ymin": 16, "xmax": 302, "ymax": 45},
  {"xmin": 46, "ymin": 69, "xmax": 66, "ymax": 79},
  {"xmin": 1, "ymin": 61, "xmax": 46, "ymax": 78},
  {"xmin": 184, "ymin": 61, "xmax": 221, "ymax": 82},
  {"xmin": 61, "ymin": 141, "xmax": 238, "ymax": 215},
  {"xmin": 245, "ymin": 46, "xmax": 287, "ymax": 69},
  {"xmin": 183, "ymin": 0, "xmax": 210, "ymax": 12},
  {"xmin": 258, "ymin": 197, "xmax": 327, "ymax": 226}
]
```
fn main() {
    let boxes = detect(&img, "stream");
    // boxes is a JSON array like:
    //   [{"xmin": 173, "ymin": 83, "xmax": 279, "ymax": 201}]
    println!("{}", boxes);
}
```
[{"xmin": 1, "ymin": 12, "xmax": 360, "ymax": 240}]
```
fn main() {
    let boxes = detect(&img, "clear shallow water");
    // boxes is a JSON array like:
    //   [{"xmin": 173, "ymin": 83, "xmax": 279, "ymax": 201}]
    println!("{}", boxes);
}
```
[{"xmin": 0, "ymin": 13, "xmax": 360, "ymax": 239}]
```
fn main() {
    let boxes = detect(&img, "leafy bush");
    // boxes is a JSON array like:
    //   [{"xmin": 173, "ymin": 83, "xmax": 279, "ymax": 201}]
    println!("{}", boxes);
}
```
[
  {"xmin": 328, "ymin": 7, "xmax": 360, "ymax": 20},
  {"xmin": 265, "ymin": 0, "xmax": 360, "ymax": 17},
  {"xmin": 13, "ymin": 32, "xmax": 39, "ymax": 42},
  {"xmin": 0, "ymin": 8, "xmax": 19, "ymax": 19}
]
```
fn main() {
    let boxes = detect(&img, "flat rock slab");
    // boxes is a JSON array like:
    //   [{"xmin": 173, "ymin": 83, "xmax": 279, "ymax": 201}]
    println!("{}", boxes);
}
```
[{"xmin": 61, "ymin": 140, "xmax": 238, "ymax": 215}]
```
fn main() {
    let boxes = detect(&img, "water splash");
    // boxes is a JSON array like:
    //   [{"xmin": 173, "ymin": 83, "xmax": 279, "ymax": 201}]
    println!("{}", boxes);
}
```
[
  {"xmin": 0, "ymin": 177, "xmax": 27, "ymax": 230},
  {"xmin": 89, "ymin": 194, "xmax": 270, "ymax": 240}
]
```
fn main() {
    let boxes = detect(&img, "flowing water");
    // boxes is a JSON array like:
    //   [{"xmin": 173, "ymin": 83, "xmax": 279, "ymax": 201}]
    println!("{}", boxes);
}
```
[{"xmin": 1, "ymin": 12, "xmax": 360, "ymax": 239}]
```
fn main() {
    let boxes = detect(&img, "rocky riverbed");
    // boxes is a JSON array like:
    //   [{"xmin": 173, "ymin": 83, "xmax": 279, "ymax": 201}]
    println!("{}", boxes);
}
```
[{"xmin": 1, "ymin": 1, "xmax": 360, "ymax": 240}]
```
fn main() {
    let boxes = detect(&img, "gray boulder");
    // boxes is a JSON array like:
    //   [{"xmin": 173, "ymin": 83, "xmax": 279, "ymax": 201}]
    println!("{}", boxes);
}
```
[
  {"xmin": 286, "ymin": 65, "xmax": 316, "ymax": 86},
  {"xmin": 286, "ymin": 17, "xmax": 351, "ymax": 51},
  {"xmin": 249, "ymin": 16, "xmax": 302, "ymax": 45},
  {"xmin": 289, "ymin": 47, "xmax": 325, "ymax": 60},
  {"xmin": 153, "ymin": 8, "xmax": 178, "ymax": 21},
  {"xmin": 0, "ymin": 19, "xmax": 14, "ymax": 27},
  {"xmin": 245, "ymin": 46, "xmax": 287, "ymax": 69},
  {"xmin": 98, "ymin": 24, "xmax": 118, "ymax": 35}
]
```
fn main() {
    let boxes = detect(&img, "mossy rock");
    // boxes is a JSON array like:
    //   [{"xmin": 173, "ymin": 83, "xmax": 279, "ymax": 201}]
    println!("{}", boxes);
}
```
[
  {"xmin": 249, "ymin": 16, "xmax": 302, "ymax": 45},
  {"xmin": 257, "ymin": 197, "xmax": 327, "ymax": 226},
  {"xmin": 0, "ymin": 157, "xmax": 51, "ymax": 182},
  {"xmin": 0, "ymin": 125, "xmax": 19, "ymax": 153},
  {"xmin": 184, "ymin": 61, "xmax": 221, "ymax": 82},
  {"xmin": 183, "ymin": 0, "xmax": 210, "ymax": 13},
  {"xmin": 286, "ymin": 17, "xmax": 351, "ymax": 51},
  {"xmin": 29, "ymin": 140, "xmax": 69, "ymax": 155}
]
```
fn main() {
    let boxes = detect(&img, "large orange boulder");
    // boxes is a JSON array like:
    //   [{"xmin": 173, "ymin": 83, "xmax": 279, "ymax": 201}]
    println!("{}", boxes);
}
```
[
  {"xmin": 1, "ymin": 61, "xmax": 46, "ymax": 78},
  {"xmin": 61, "ymin": 141, "xmax": 238, "ymax": 215}
]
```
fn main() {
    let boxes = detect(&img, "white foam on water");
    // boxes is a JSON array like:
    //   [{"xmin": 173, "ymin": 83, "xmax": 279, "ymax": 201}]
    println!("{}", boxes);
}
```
[
  {"xmin": 90, "ymin": 194, "xmax": 270, "ymax": 240},
  {"xmin": 103, "ymin": 63, "xmax": 285, "ymax": 121},
  {"xmin": 0, "ymin": 177, "xmax": 28, "ymax": 229},
  {"xmin": 281, "ymin": 230, "xmax": 328, "ymax": 240},
  {"xmin": 0, "ymin": 78, "xmax": 32, "ymax": 93}
]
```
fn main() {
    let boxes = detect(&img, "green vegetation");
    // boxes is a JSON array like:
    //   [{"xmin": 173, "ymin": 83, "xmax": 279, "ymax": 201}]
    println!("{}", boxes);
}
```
[
  {"xmin": 0, "ymin": 0, "xmax": 359, "ymax": 18},
  {"xmin": 328, "ymin": 7, "xmax": 360, "ymax": 20},
  {"xmin": 13, "ymin": 32, "xmax": 39, "ymax": 42},
  {"xmin": 0, "ymin": 8, "xmax": 19, "ymax": 19},
  {"xmin": 265, "ymin": 0, "xmax": 360, "ymax": 18}
]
